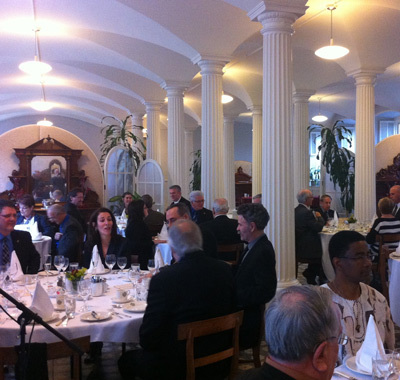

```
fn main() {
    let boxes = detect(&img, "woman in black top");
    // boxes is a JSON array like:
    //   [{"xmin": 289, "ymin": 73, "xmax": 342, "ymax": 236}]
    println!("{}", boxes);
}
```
[{"xmin": 125, "ymin": 199, "xmax": 154, "ymax": 270}]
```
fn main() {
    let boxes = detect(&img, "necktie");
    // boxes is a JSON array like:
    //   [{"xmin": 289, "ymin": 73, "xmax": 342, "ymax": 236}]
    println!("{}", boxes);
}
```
[
  {"xmin": 394, "ymin": 205, "xmax": 398, "ymax": 216},
  {"xmin": 2, "ymin": 237, "xmax": 10, "ymax": 265}
]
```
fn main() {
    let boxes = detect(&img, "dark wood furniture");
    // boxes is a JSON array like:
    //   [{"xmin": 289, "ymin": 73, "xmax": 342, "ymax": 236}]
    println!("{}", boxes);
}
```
[
  {"xmin": 376, "ymin": 153, "xmax": 400, "ymax": 203},
  {"xmin": 217, "ymin": 243, "xmax": 244, "ymax": 266},
  {"xmin": 235, "ymin": 167, "xmax": 252, "ymax": 207}
]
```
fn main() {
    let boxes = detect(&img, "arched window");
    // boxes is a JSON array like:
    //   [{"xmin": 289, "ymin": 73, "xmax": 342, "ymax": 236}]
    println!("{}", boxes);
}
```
[{"xmin": 137, "ymin": 159, "xmax": 164, "ymax": 212}]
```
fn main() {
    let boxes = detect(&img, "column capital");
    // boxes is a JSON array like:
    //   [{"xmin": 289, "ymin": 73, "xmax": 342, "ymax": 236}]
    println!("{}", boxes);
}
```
[
  {"xmin": 249, "ymin": 105, "xmax": 262, "ymax": 114},
  {"xmin": 347, "ymin": 68, "xmax": 384, "ymax": 85},
  {"xmin": 144, "ymin": 101, "xmax": 164, "ymax": 112},
  {"xmin": 292, "ymin": 90, "xmax": 315, "ymax": 103},
  {"xmin": 192, "ymin": 55, "xmax": 230, "ymax": 74},
  {"xmin": 161, "ymin": 81, "xmax": 190, "ymax": 95}
]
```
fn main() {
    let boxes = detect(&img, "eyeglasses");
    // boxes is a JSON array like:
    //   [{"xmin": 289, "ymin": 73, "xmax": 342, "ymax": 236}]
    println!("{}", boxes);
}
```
[
  {"xmin": 340, "ymin": 254, "xmax": 373, "ymax": 262},
  {"xmin": 314, "ymin": 333, "xmax": 348, "ymax": 352}
]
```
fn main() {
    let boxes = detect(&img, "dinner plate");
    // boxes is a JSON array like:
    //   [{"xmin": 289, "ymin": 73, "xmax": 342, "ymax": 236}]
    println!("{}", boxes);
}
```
[
  {"xmin": 30, "ymin": 312, "xmax": 59, "ymax": 324},
  {"xmin": 80, "ymin": 311, "xmax": 112, "ymax": 322},
  {"xmin": 85, "ymin": 268, "xmax": 111, "ymax": 276},
  {"xmin": 345, "ymin": 356, "xmax": 371, "ymax": 375},
  {"xmin": 32, "ymin": 237, "xmax": 44, "ymax": 242},
  {"xmin": 390, "ymin": 252, "xmax": 400, "ymax": 259},
  {"xmin": 123, "ymin": 301, "xmax": 147, "ymax": 313},
  {"xmin": 111, "ymin": 296, "xmax": 133, "ymax": 304},
  {"xmin": 38, "ymin": 270, "xmax": 58, "ymax": 276}
]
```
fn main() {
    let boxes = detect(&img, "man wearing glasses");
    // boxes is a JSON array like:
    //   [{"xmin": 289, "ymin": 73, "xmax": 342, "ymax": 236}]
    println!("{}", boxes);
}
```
[
  {"xmin": 322, "ymin": 231, "xmax": 394, "ymax": 362},
  {"xmin": 188, "ymin": 190, "xmax": 213, "ymax": 225},
  {"xmin": 0, "ymin": 199, "xmax": 40, "ymax": 273}
]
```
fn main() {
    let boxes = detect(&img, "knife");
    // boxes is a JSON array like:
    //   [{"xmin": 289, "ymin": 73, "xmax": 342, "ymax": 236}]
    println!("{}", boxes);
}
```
[
  {"xmin": 91, "ymin": 311, "xmax": 101, "ymax": 320},
  {"xmin": 334, "ymin": 371, "xmax": 357, "ymax": 380},
  {"xmin": 56, "ymin": 315, "xmax": 67, "ymax": 326}
]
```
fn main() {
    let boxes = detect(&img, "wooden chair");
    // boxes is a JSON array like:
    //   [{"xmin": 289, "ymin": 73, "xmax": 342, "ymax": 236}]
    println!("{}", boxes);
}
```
[
  {"xmin": 376, "ymin": 233, "xmax": 400, "ymax": 303},
  {"xmin": 0, "ymin": 336, "xmax": 90, "ymax": 380},
  {"xmin": 177, "ymin": 310, "xmax": 243, "ymax": 380},
  {"xmin": 217, "ymin": 243, "xmax": 244, "ymax": 266}
]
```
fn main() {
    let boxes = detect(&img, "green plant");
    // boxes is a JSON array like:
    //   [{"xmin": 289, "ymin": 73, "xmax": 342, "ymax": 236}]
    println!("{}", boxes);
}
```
[
  {"xmin": 100, "ymin": 115, "xmax": 146, "ymax": 173},
  {"xmin": 66, "ymin": 268, "xmax": 87, "ymax": 281},
  {"xmin": 308, "ymin": 120, "xmax": 355, "ymax": 214},
  {"xmin": 108, "ymin": 192, "xmax": 141, "ymax": 215},
  {"xmin": 189, "ymin": 149, "xmax": 201, "ymax": 191}
]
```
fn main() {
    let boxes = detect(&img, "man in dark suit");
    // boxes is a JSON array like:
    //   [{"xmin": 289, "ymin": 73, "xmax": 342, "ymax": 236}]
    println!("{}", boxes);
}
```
[
  {"xmin": 47, "ymin": 204, "xmax": 83, "ymax": 262},
  {"xmin": 118, "ymin": 219, "xmax": 235, "ymax": 380},
  {"xmin": 169, "ymin": 184, "xmax": 191, "ymax": 208},
  {"xmin": 189, "ymin": 190, "xmax": 213, "ymax": 225},
  {"xmin": 295, "ymin": 189, "xmax": 325, "ymax": 285},
  {"xmin": 235, "ymin": 203, "xmax": 277, "ymax": 350},
  {"xmin": 0, "ymin": 200, "xmax": 40, "ymax": 273},
  {"xmin": 142, "ymin": 194, "xmax": 165, "ymax": 237},
  {"xmin": 313, "ymin": 194, "xmax": 338, "ymax": 225},
  {"xmin": 390, "ymin": 185, "xmax": 400, "ymax": 219},
  {"xmin": 65, "ymin": 187, "xmax": 87, "ymax": 234}
]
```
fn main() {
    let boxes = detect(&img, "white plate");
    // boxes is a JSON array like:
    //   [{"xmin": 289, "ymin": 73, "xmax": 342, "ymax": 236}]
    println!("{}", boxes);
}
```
[
  {"xmin": 345, "ymin": 356, "xmax": 371, "ymax": 375},
  {"xmin": 32, "ymin": 237, "xmax": 44, "ymax": 242},
  {"xmin": 38, "ymin": 270, "xmax": 58, "ymax": 276},
  {"xmin": 85, "ymin": 268, "xmax": 111, "ymax": 276},
  {"xmin": 30, "ymin": 312, "xmax": 59, "ymax": 324},
  {"xmin": 111, "ymin": 296, "xmax": 132, "ymax": 304},
  {"xmin": 80, "ymin": 311, "xmax": 112, "ymax": 322},
  {"xmin": 123, "ymin": 301, "xmax": 147, "ymax": 313},
  {"xmin": 390, "ymin": 253, "xmax": 400, "ymax": 259}
]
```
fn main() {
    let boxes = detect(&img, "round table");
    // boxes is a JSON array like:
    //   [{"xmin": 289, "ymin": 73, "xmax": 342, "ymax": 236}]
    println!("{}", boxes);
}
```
[{"xmin": 33, "ymin": 236, "xmax": 52, "ymax": 270}]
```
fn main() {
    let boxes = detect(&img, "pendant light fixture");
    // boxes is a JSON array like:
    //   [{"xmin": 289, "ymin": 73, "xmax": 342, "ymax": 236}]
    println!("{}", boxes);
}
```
[
  {"xmin": 37, "ymin": 117, "xmax": 53, "ymax": 126},
  {"xmin": 312, "ymin": 98, "xmax": 328, "ymax": 123},
  {"xmin": 315, "ymin": 5, "xmax": 349, "ymax": 60}
]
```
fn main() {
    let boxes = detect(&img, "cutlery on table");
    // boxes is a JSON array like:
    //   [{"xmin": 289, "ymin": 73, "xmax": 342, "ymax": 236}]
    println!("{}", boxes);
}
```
[
  {"xmin": 333, "ymin": 371, "xmax": 357, "ymax": 380},
  {"xmin": 62, "ymin": 316, "xmax": 70, "ymax": 327},
  {"xmin": 91, "ymin": 311, "xmax": 101, "ymax": 320},
  {"xmin": 56, "ymin": 315, "xmax": 67, "ymax": 326}
]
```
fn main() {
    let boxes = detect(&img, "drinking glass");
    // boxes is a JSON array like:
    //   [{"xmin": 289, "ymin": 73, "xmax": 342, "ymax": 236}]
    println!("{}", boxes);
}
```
[
  {"xmin": 105, "ymin": 254, "xmax": 117, "ymax": 273},
  {"xmin": 91, "ymin": 254, "xmax": 99, "ymax": 275},
  {"xmin": 0, "ymin": 264, "xmax": 9, "ymax": 287},
  {"xmin": 65, "ymin": 294, "xmax": 76, "ymax": 318},
  {"xmin": 78, "ymin": 279, "xmax": 91, "ymax": 312},
  {"xmin": 61, "ymin": 258, "xmax": 69, "ymax": 273},
  {"xmin": 44, "ymin": 255, "xmax": 52, "ymax": 285},
  {"xmin": 147, "ymin": 259, "xmax": 156, "ymax": 274},
  {"xmin": 372, "ymin": 350, "xmax": 395, "ymax": 380},
  {"xmin": 117, "ymin": 257, "xmax": 127, "ymax": 277},
  {"xmin": 54, "ymin": 255, "xmax": 65, "ymax": 276}
]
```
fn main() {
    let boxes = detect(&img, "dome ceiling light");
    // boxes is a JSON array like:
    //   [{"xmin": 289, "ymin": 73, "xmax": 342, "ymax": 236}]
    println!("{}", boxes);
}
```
[
  {"xmin": 37, "ymin": 117, "xmax": 53, "ymax": 126},
  {"xmin": 222, "ymin": 93, "xmax": 233, "ymax": 104},
  {"xmin": 312, "ymin": 98, "xmax": 328, "ymax": 123}
]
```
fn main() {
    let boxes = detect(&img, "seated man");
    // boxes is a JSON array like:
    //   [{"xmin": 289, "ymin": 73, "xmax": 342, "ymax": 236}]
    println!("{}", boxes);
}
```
[
  {"xmin": 120, "ymin": 191, "xmax": 133, "ymax": 220},
  {"xmin": 47, "ymin": 204, "xmax": 83, "ymax": 262},
  {"xmin": 235, "ymin": 203, "xmax": 277, "ymax": 350},
  {"xmin": 142, "ymin": 194, "xmax": 165, "ymax": 237},
  {"xmin": 118, "ymin": 219, "xmax": 235, "ymax": 380},
  {"xmin": 65, "ymin": 187, "xmax": 86, "ymax": 234},
  {"xmin": 314, "ymin": 194, "xmax": 339, "ymax": 226},
  {"xmin": 0, "ymin": 199, "xmax": 40, "ymax": 273},
  {"xmin": 322, "ymin": 231, "xmax": 395, "ymax": 361},
  {"xmin": 189, "ymin": 190, "xmax": 213, "ymax": 224},
  {"xmin": 295, "ymin": 189, "xmax": 325, "ymax": 284},
  {"xmin": 238, "ymin": 286, "xmax": 342, "ymax": 380}
]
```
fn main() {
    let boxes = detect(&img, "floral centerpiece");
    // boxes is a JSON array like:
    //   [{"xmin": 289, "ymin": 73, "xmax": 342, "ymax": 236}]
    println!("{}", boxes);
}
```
[
  {"xmin": 346, "ymin": 215, "xmax": 357, "ymax": 224},
  {"xmin": 65, "ymin": 268, "xmax": 87, "ymax": 293}
]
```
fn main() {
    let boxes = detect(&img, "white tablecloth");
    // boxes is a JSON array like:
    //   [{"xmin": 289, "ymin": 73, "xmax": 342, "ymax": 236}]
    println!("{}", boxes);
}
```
[
  {"xmin": 389, "ymin": 256, "xmax": 400, "ymax": 326},
  {"xmin": 157, "ymin": 243, "xmax": 172, "ymax": 265},
  {"xmin": 33, "ymin": 236, "xmax": 52, "ymax": 270},
  {"xmin": 0, "ymin": 274, "xmax": 144, "ymax": 347}
]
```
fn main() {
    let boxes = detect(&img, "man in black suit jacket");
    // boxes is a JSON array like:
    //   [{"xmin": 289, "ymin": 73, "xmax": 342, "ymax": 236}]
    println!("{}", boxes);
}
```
[
  {"xmin": 189, "ymin": 190, "xmax": 213, "ymax": 225},
  {"xmin": 142, "ymin": 194, "xmax": 165, "ymax": 237},
  {"xmin": 0, "ymin": 200, "xmax": 40, "ymax": 273},
  {"xmin": 65, "ymin": 187, "xmax": 87, "ymax": 234},
  {"xmin": 313, "ymin": 194, "xmax": 338, "ymax": 225},
  {"xmin": 235, "ymin": 203, "xmax": 277, "ymax": 349},
  {"xmin": 295, "ymin": 189, "xmax": 325, "ymax": 284},
  {"xmin": 169, "ymin": 184, "xmax": 191, "ymax": 208},
  {"xmin": 47, "ymin": 204, "xmax": 83, "ymax": 262},
  {"xmin": 390, "ymin": 185, "xmax": 400, "ymax": 219},
  {"xmin": 118, "ymin": 220, "xmax": 235, "ymax": 380}
]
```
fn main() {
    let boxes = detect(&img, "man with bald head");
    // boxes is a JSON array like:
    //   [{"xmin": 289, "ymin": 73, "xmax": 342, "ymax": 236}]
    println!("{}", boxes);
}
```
[
  {"xmin": 47, "ymin": 204, "xmax": 83, "ymax": 261},
  {"xmin": 389, "ymin": 185, "xmax": 400, "ymax": 219}
]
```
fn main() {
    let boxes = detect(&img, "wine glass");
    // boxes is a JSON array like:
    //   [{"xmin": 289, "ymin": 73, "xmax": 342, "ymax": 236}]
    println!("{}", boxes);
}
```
[
  {"xmin": 44, "ymin": 255, "xmax": 52, "ymax": 285},
  {"xmin": 0, "ymin": 264, "xmax": 9, "ymax": 287},
  {"xmin": 78, "ymin": 279, "xmax": 91, "ymax": 312},
  {"xmin": 61, "ymin": 257, "xmax": 69, "ymax": 273},
  {"xmin": 54, "ymin": 255, "xmax": 65, "ymax": 277},
  {"xmin": 91, "ymin": 254, "xmax": 99, "ymax": 275},
  {"xmin": 147, "ymin": 259, "xmax": 156, "ymax": 274},
  {"xmin": 105, "ymin": 254, "xmax": 116, "ymax": 273},
  {"xmin": 117, "ymin": 257, "xmax": 127, "ymax": 277}
]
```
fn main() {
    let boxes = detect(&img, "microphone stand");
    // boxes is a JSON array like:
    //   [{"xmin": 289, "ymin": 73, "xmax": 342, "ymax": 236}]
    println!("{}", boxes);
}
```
[{"xmin": 0, "ymin": 287, "xmax": 84, "ymax": 380}]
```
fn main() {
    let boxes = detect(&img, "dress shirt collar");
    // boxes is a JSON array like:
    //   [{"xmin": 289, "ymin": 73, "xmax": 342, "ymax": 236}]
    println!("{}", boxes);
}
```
[{"xmin": 299, "ymin": 203, "xmax": 310, "ymax": 210}]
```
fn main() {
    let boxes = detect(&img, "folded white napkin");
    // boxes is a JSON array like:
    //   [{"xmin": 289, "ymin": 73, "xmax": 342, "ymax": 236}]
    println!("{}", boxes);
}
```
[
  {"xmin": 9, "ymin": 251, "xmax": 24, "ymax": 281},
  {"xmin": 395, "ymin": 243, "xmax": 400, "ymax": 255},
  {"xmin": 30, "ymin": 281, "xmax": 54, "ymax": 320},
  {"xmin": 87, "ymin": 245, "xmax": 105, "ymax": 274},
  {"xmin": 154, "ymin": 247, "xmax": 165, "ymax": 269},
  {"xmin": 158, "ymin": 223, "xmax": 169, "ymax": 240},
  {"xmin": 355, "ymin": 315, "xmax": 385, "ymax": 372},
  {"xmin": 30, "ymin": 222, "xmax": 41, "ymax": 240},
  {"xmin": 14, "ymin": 224, "xmax": 30, "ymax": 233}
]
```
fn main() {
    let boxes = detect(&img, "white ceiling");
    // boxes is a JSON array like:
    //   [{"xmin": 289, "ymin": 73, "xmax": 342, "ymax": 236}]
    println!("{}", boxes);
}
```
[{"xmin": 2, "ymin": 0, "xmax": 400, "ymax": 129}]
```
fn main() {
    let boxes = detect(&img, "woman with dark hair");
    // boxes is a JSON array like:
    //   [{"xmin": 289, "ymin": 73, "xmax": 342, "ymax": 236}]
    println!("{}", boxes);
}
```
[
  {"xmin": 125, "ymin": 199, "xmax": 154, "ymax": 270},
  {"xmin": 83, "ymin": 207, "xmax": 129, "ymax": 269}
]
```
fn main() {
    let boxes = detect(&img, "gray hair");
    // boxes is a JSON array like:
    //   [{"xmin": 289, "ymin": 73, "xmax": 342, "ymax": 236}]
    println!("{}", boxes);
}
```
[
  {"xmin": 237, "ymin": 203, "xmax": 269, "ymax": 230},
  {"xmin": 265, "ymin": 286, "xmax": 339, "ymax": 362},
  {"xmin": 213, "ymin": 198, "xmax": 229, "ymax": 214},
  {"xmin": 48, "ymin": 204, "xmax": 65, "ymax": 215},
  {"xmin": 168, "ymin": 219, "xmax": 203, "ymax": 260},
  {"xmin": 189, "ymin": 190, "xmax": 204, "ymax": 202},
  {"xmin": 297, "ymin": 189, "xmax": 312, "ymax": 204}
]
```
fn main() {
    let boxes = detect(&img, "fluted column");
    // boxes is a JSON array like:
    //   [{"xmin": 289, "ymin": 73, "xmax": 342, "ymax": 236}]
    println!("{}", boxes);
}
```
[
  {"xmin": 144, "ymin": 101, "xmax": 163, "ymax": 163},
  {"xmin": 184, "ymin": 124, "xmax": 199, "ymax": 195},
  {"xmin": 193, "ymin": 56, "xmax": 229, "ymax": 209},
  {"xmin": 348, "ymin": 69, "xmax": 381, "ymax": 221},
  {"xmin": 251, "ymin": 106, "xmax": 262, "ymax": 196},
  {"xmin": 249, "ymin": 1, "xmax": 307, "ymax": 289},
  {"xmin": 292, "ymin": 90, "xmax": 314, "ymax": 200},
  {"xmin": 223, "ymin": 116, "xmax": 236, "ymax": 211},
  {"xmin": 162, "ymin": 82, "xmax": 189, "ymax": 191}
]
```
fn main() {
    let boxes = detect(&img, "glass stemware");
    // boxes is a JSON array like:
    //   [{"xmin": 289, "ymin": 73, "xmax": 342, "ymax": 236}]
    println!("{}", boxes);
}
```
[
  {"xmin": 0, "ymin": 264, "xmax": 9, "ymax": 287},
  {"xmin": 44, "ymin": 255, "xmax": 52, "ymax": 285},
  {"xmin": 147, "ymin": 259, "xmax": 156, "ymax": 274},
  {"xmin": 78, "ymin": 279, "xmax": 91, "ymax": 312},
  {"xmin": 117, "ymin": 257, "xmax": 127, "ymax": 277},
  {"xmin": 61, "ymin": 257, "xmax": 69, "ymax": 273},
  {"xmin": 54, "ymin": 255, "xmax": 65, "ymax": 277},
  {"xmin": 91, "ymin": 253, "xmax": 99, "ymax": 275},
  {"xmin": 105, "ymin": 254, "xmax": 116, "ymax": 273}
]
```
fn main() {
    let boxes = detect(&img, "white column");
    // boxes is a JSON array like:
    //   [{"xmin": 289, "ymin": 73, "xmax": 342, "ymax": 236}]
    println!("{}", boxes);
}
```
[
  {"xmin": 193, "ymin": 56, "xmax": 229, "ymax": 209},
  {"xmin": 184, "ymin": 124, "xmax": 199, "ymax": 195},
  {"xmin": 144, "ymin": 101, "xmax": 163, "ymax": 162},
  {"xmin": 251, "ymin": 105, "xmax": 262, "ymax": 197},
  {"xmin": 223, "ymin": 116, "xmax": 236, "ymax": 211},
  {"xmin": 162, "ymin": 82, "xmax": 188, "ymax": 191},
  {"xmin": 249, "ymin": 1, "xmax": 307, "ymax": 289},
  {"xmin": 348, "ymin": 69, "xmax": 381, "ymax": 222},
  {"xmin": 292, "ymin": 90, "xmax": 314, "ymax": 199}
]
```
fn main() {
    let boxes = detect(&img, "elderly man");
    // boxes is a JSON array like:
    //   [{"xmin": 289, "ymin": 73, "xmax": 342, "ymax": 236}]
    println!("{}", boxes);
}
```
[
  {"xmin": 65, "ymin": 187, "xmax": 86, "ymax": 234},
  {"xmin": 389, "ymin": 185, "xmax": 400, "ymax": 219},
  {"xmin": 118, "ymin": 219, "xmax": 235, "ymax": 380},
  {"xmin": 314, "ymin": 194, "xmax": 338, "ymax": 226},
  {"xmin": 189, "ymin": 190, "xmax": 213, "ymax": 224},
  {"xmin": 165, "ymin": 203, "xmax": 217, "ymax": 258},
  {"xmin": 169, "ymin": 185, "xmax": 191, "ymax": 208},
  {"xmin": 322, "ymin": 231, "xmax": 394, "ymax": 362},
  {"xmin": 235, "ymin": 203, "xmax": 277, "ymax": 350},
  {"xmin": 238, "ymin": 286, "xmax": 342, "ymax": 380},
  {"xmin": 142, "ymin": 194, "xmax": 165, "ymax": 237},
  {"xmin": 295, "ymin": 189, "xmax": 325, "ymax": 285},
  {"xmin": 47, "ymin": 204, "xmax": 83, "ymax": 261},
  {"xmin": 0, "ymin": 199, "xmax": 40, "ymax": 273}
]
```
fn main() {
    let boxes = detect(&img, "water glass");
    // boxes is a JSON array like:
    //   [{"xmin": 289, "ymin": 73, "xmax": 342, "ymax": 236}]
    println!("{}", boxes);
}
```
[
  {"xmin": 372, "ymin": 351, "xmax": 395, "ymax": 380},
  {"xmin": 44, "ymin": 255, "xmax": 52, "ymax": 284},
  {"xmin": 78, "ymin": 279, "xmax": 91, "ymax": 312},
  {"xmin": 54, "ymin": 255, "xmax": 65, "ymax": 276},
  {"xmin": 147, "ymin": 259, "xmax": 156, "ymax": 274},
  {"xmin": 65, "ymin": 295, "xmax": 76, "ymax": 318},
  {"xmin": 61, "ymin": 258, "xmax": 69, "ymax": 272},
  {"xmin": 105, "ymin": 254, "xmax": 117, "ymax": 272},
  {"xmin": 117, "ymin": 257, "xmax": 127, "ymax": 277}
]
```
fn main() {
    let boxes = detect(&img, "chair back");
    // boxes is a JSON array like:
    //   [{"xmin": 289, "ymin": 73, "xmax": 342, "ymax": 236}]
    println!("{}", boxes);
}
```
[
  {"xmin": 217, "ymin": 243, "xmax": 244, "ymax": 266},
  {"xmin": 177, "ymin": 310, "xmax": 243, "ymax": 380}
]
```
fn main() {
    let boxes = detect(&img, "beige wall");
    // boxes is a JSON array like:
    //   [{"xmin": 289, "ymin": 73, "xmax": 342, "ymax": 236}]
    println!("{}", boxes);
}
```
[
  {"xmin": 0, "ymin": 125, "xmax": 103, "ymax": 202},
  {"xmin": 376, "ymin": 134, "xmax": 400, "ymax": 172}
]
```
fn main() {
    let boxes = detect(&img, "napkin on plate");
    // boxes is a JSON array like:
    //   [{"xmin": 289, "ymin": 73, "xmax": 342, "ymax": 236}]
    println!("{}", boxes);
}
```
[
  {"xmin": 9, "ymin": 251, "xmax": 24, "ymax": 281},
  {"xmin": 30, "ymin": 281, "xmax": 54, "ymax": 320},
  {"xmin": 87, "ymin": 245, "xmax": 105, "ymax": 274},
  {"xmin": 355, "ymin": 314, "xmax": 385, "ymax": 372},
  {"xmin": 30, "ymin": 222, "xmax": 42, "ymax": 241},
  {"xmin": 154, "ymin": 247, "xmax": 165, "ymax": 269},
  {"xmin": 157, "ymin": 223, "xmax": 169, "ymax": 240}
]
